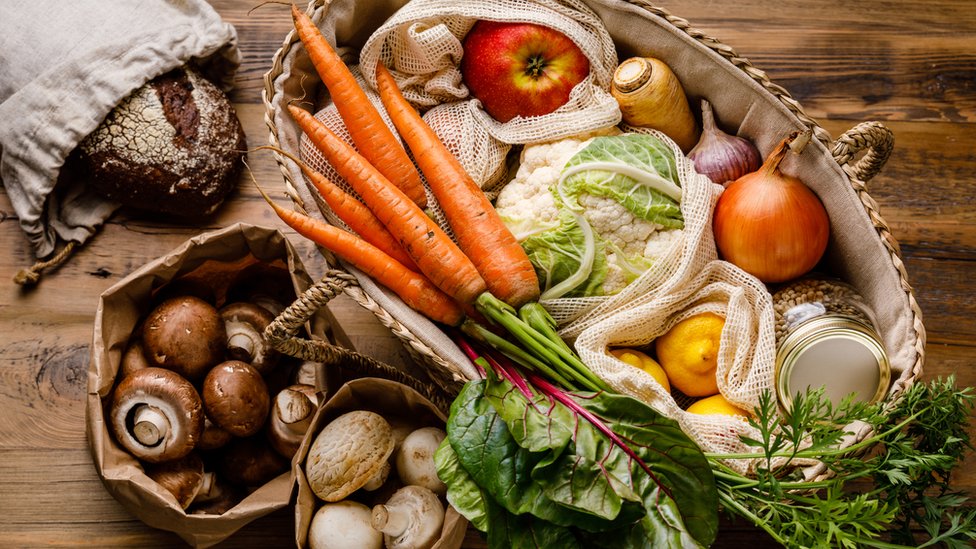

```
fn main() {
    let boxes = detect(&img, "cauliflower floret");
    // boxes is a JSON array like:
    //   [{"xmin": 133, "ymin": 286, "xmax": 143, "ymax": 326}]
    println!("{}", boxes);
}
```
[
  {"xmin": 495, "ymin": 127, "xmax": 683, "ymax": 298},
  {"xmin": 496, "ymin": 129, "xmax": 618, "ymax": 238}
]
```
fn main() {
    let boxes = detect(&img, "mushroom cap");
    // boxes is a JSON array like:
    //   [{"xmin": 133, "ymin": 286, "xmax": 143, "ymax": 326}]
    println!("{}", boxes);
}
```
[
  {"xmin": 308, "ymin": 501, "xmax": 383, "ymax": 549},
  {"xmin": 142, "ymin": 295, "xmax": 226, "ymax": 381},
  {"xmin": 119, "ymin": 338, "xmax": 151, "ymax": 379},
  {"xmin": 109, "ymin": 367, "xmax": 204, "ymax": 463},
  {"xmin": 219, "ymin": 435, "xmax": 290, "ymax": 487},
  {"xmin": 395, "ymin": 427, "xmax": 448, "ymax": 495},
  {"xmin": 201, "ymin": 360, "xmax": 270, "ymax": 437},
  {"xmin": 144, "ymin": 452, "xmax": 207, "ymax": 509},
  {"xmin": 373, "ymin": 485, "xmax": 445, "ymax": 549},
  {"xmin": 197, "ymin": 416, "xmax": 234, "ymax": 451},
  {"xmin": 220, "ymin": 302, "xmax": 279, "ymax": 375},
  {"xmin": 305, "ymin": 410, "xmax": 395, "ymax": 502}
]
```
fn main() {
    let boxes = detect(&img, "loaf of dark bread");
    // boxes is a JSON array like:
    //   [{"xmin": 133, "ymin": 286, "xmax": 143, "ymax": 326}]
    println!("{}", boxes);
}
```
[{"xmin": 76, "ymin": 67, "xmax": 246, "ymax": 217}]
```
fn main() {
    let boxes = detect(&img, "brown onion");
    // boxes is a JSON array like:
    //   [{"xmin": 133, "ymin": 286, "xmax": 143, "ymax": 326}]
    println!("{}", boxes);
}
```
[
  {"xmin": 713, "ymin": 131, "xmax": 829, "ymax": 283},
  {"xmin": 688, "ymin": 99, "xmax": 761, "ymax": 186}
]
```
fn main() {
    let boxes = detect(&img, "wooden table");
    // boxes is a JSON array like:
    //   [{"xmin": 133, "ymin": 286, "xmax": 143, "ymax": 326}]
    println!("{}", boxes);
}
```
[{"xmin": 1, "ymin": 1, "xmax": 973, "ymax": 547}]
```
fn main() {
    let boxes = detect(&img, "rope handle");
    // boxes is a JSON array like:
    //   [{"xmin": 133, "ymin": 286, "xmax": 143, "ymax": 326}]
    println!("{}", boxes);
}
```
[
  {"xmin": 263, "ymin": 269, "xmax": 452, "ymax": 412},
  {"xmin": 830, "ymin": 121, "xmax": 894, "ymax": 183}
]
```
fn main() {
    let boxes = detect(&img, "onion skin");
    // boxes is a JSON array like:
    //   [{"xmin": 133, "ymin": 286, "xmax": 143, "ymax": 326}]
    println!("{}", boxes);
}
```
[{"xmin": 713, "ymin": 133, "xmax": 830, "ymax": 283}]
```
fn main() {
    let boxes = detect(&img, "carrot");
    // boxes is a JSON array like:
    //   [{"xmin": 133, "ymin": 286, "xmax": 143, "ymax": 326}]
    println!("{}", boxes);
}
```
[
  {"xmin": 289, "ymin": 4, "xmax": 427, "ymax": 209},
  {"xmin": 288, "ymin": 104, "xmax": 488, "ymax": 306},
  {"xmin": 255, "ymin": 183, "xmax": 464, "ymax": 326},
  {"xmin": 374, "ymin": 63, "xmax": 541, "ymax": 308},
  {"xmin": 256, "ymin": 145, "xmax": 420, "ymax": 272}
]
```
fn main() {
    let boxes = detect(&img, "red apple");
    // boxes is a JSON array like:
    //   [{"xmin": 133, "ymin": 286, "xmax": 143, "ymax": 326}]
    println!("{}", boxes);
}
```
[{"xmin": 460, "ymin": 20, "xmax": 590, "ymax": 123}]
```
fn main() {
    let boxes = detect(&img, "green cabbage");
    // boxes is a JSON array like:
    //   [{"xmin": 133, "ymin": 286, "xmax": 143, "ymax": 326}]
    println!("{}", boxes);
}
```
[{"xmin": 528, "ymin": 134, "xmax": 684, "ymax": 300}]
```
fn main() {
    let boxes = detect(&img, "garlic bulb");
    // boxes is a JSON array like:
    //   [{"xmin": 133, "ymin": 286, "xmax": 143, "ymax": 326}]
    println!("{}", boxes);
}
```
[{"xmin": 687, "ymin": 99, "xmax": 761, "ymax": 186}]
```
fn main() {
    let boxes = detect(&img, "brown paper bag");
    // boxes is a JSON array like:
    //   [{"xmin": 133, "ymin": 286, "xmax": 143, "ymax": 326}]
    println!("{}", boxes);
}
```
[
  {"xmin": 293, "ymin": 377, "xmax": 468, "ymax": 549},
  {"xmin": 85, "ymin": 223, "xmax": 348, "ymax": 548}
]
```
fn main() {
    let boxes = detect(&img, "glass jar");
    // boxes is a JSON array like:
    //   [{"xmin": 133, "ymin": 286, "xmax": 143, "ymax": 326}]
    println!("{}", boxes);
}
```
[{"xmin": 771, "ymin": 275, "xmax": 891, "ymax": 411}]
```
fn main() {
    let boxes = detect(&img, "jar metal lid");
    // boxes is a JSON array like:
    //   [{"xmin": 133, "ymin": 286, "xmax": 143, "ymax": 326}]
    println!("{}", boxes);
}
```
[{"xmin": 775, "ymin": 315, "xmax": 891, "ymax": 411}]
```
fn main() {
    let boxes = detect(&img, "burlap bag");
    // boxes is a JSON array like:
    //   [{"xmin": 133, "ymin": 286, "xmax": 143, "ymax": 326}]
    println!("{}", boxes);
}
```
[{"xmin": 0, "ymin": 0, "xmax": 240, "ymax": 285}]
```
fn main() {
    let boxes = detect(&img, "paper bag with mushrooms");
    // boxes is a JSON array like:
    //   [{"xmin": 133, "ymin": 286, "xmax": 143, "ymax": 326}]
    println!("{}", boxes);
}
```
[
  {"xmin": 294, "ymin": 378, "xmax": 468, "ymax": 549},
  {"xmin": 86, "ymin": 223, "xmax": 347, "ymax": 548}
]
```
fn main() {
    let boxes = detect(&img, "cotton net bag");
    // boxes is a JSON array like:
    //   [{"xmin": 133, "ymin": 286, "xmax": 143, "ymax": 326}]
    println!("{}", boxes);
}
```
[
  {"xmin": 573, "ymin": 259, "xmax": 783, "ymax": 475},
  {"xmin": 548, "ymin": 125, "xmax": 726, "ymax": 333}
]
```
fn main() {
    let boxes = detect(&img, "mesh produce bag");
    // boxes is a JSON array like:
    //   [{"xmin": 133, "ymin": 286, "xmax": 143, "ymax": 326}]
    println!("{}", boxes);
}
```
[
  {"xmin": 573, "ymin": 259, "xmax": 783, "ymax": 474},
  {"xmin": 357, "ymin": 0, "xmax": 621, "ymax": 146},
  {"xmin": 546, "ymin": 126, "xmax": 725, "ymax": 331}
]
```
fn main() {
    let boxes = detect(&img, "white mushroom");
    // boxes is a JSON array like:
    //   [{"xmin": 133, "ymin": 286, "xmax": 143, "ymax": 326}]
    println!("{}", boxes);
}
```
[
  {"xmin": 305, "ymin": 410, "xmax": 394, "ymax": 502},
  {"xmin": 220, "ymin": 302, "xmax": 279, "ymax": 375},
  {"xmin": 395, "ymin": 427, "xmax": 448, "ymax": 495},
  {"xmin": 371, "ymin": 485, "xmax": 445, "ymax": 549},
  {"xmin": 109, "ymin": 367, "xmax": 204, "ymax": 463},
  {"xmin": 267, "ymin": 384, "xmax": 320, "ymax": 459},
  {"xmin": 308, "ymin": 501, "xmax": 383, "ymax": 549}
]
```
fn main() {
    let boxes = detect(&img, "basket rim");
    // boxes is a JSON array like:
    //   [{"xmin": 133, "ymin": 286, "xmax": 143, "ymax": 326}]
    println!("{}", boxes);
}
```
[{"xmin": 260, "ymin": 0, "xmax": 925, "ymax": 402}]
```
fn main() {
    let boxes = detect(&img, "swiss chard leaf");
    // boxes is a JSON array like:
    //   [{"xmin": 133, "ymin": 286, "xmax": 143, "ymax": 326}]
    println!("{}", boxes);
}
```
[
  {"xmin": 444, "ymin": 380, "xmax": 639, "ymax": 532},
  {"xmin": 434, "ymin": 439, "xmax": 489, "ymax": 532},
  {"xmin": 484, "ymin": 496, "xmax": 585, "ymax": 549},
  {"xmin": 483, "ymin": 373, "xmax": 719, "ymax": 548}
]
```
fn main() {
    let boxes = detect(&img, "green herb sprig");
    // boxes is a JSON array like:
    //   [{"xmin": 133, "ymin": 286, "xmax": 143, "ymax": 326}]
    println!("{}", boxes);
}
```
[{"xmin": 710, "ymin": 377, "xmax": 976, "ymax": 548}]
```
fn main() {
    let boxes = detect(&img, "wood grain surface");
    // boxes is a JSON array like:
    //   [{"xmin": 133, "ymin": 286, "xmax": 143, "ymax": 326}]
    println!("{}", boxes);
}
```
[{"xmin": 1, "ymin": 1, "xmax": 973, "ymax": 547}]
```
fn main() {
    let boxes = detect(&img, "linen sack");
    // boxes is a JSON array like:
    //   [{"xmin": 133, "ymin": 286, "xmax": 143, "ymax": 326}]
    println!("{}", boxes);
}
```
[{"xmin": 0, "ymin": 0, "xmax": 239, "ymax": 282}]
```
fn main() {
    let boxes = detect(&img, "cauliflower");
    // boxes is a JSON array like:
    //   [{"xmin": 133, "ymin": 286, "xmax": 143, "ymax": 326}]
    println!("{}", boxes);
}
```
[{"xmin": 495, "ymin": 131, "xmax": 685, "ymax": 299}]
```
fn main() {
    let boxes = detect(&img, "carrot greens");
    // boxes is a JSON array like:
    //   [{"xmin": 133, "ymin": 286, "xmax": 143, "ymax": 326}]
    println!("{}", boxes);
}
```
[{"xmin": 709, "ymin": 377, "xmax": 976, "ymax": 548}]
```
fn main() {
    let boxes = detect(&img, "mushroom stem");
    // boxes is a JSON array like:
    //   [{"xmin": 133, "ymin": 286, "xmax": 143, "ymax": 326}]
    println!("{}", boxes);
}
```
[
  {"xmin": 371, "ymin": 503, "xmax": 410, "ymax": 538},
  {"xmin": 225, "ymin": 327, "xmax": 258, "ymax": 362},
  {"xmin": 132, "ymin": 404, "xmax": 170, "ymax": 446},
  {"xmin": 275, "ymin": 388, "xmax": 314, "ymax": 432}
]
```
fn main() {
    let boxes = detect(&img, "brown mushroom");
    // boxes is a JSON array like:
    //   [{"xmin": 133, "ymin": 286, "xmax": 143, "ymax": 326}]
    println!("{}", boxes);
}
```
[
  {"xmin": 226, "ymin": 263, "xmax": 295, "ymax": 317},
  {"xmin": 197, "ymin": 416, "xmax": 234, "ymax": 451},
  {"xmin": 371, "ymin": 485, "xmax": 445, "ymax": 549},
  {"xmin": 109, "ymin": 367, "xmax": 204, "ymax": 463},
  {"xmin": 293, "ymin": 360, "xmax": 324, "ymax": 388},
  {"xmin": 188, "ymin": 478, "xmax": 244, "ymax": 515},
  {"xmin": 305, "ymin": 410, "xmax": 395, "ymax": 502},
  {"xmin": 119, "ymin": 338, "xmax": 152, "ymax": 379},
  {"xmin": 218, "ymin": 435, "xmax": 289, "ymax": 487},
  {"xmin": 144, "ymin": 452, "xmax": 214, "ymax": 510},
  {"xmin": 142, "ymin": 295, "xmax": 226, "ymax": 381},
  {"xmin": 220, "ymin": 302, "xmax": 279, "ymax": 375},
  {"xmin": 201, "ymin": 360, "xmax": 270, "ymax": 438},
  {"xmin": 267, "ymin": 384, "xmax": 320, "ymax": 459}
]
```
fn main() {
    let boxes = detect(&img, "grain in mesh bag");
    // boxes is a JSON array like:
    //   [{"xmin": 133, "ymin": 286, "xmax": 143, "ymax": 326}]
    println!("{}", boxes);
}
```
[{"xmin": 572, "ymin": 259, "xmax": 790, "ymax": 474}]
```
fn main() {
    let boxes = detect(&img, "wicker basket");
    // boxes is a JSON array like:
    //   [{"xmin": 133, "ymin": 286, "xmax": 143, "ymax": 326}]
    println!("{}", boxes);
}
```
[{"xmin": 261, "ymin": 0, "xmax": 925, "ymax": 441}]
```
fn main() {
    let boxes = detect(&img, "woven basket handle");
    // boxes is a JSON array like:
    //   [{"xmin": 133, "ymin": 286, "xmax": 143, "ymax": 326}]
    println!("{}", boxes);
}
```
[
  {"xmin": 830, "ymin": 121, "xmax": 894, "ymax": 183},
  {"xmin": 264, "ymin": 269, "xmax": 452, "ymax": 412}
]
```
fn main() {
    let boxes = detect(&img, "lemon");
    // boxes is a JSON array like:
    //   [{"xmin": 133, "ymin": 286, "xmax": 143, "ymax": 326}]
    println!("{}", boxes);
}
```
[
  {"xmin": 654, "ymin": 312, "xmax": 725, "ymax": 397},
  {"xmin": 686, "ymin": 394, "xmax": 750, "ymax": 418},
  {"xmin": 610, "ymin": 348, "xmax": 670, "ymax": 392}
]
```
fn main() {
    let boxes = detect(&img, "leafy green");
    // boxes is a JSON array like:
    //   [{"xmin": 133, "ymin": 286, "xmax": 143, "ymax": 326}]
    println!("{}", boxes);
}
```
[
  {"xmin": 510, "ymin": 133, "xmax": 684, "ymax": 300},
  {"xmin": 710, "ymin": 378, "xmax": 976, "ymax": 548},
  {"xmin": 520, "ymin": 209, "xmax": 609, "ymax": 298},
  {"xmin": 439, "ymin": 370, "xmax": 719, "ymax": 548},
  {"xmin": 558, "ymin": 133, "xmax": 683, "ymax": 228}
]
